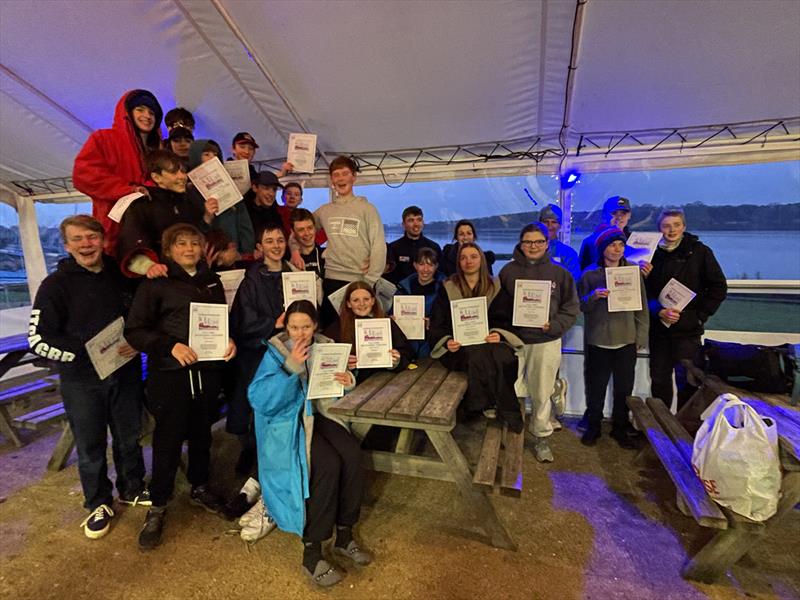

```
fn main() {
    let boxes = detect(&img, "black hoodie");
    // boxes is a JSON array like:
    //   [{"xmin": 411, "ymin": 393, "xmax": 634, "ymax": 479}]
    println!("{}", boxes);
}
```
[{"xmin": 29, "ymin": 255, "xmax": 140, "ymax": 381}]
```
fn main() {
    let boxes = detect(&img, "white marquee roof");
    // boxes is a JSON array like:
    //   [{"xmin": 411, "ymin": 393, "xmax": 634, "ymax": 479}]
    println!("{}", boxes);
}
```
[{"xmin": 1, "ymin": 0, "xmax": 799, "ymax": 188}]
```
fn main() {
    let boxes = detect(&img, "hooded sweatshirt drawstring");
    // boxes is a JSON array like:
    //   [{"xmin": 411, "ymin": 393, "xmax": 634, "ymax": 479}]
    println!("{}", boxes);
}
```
[{"xmin": 188, "ymin": 368, "xmax": 205, "ymax": 399}]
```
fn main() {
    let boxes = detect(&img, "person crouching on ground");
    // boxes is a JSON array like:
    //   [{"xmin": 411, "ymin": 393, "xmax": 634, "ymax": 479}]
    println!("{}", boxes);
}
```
[
  {"xmin": 247, "ymin": 300, "xmax": 371, "ymax": 587},
  {"xmin": 125, "ymin": 223, "xmax": 236, "ymax": 551},
  {"xmin": 578, "ymin": 227, "xmax": 649, "ymax": 449}
]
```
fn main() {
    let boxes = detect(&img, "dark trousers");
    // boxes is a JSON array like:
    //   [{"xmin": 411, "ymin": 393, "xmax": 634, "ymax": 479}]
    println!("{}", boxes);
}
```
[
  {"xmin": 303, "ymin": 415, "xmax": 364, "ymax": 543},
  {"xmin": 226, "ymin": 348, "xmax": 264, "ymax": 436},
  {"xmin": 321, "ymin": 278, "xmax": 350, "ymax": 330},
  {"xmin": 585, "ymin": 344, "xmax": 637, "ymax": 433},
  {"xmin": 649, "ymin": 335, "xmax": 701, "ymax": 411},
  {"xmin": 146, "ymin": 367, "xmax": 222, "ymax": 507},
  {"xmin": 60, "ymin": 374, "xmax": 145, "ymax": 510}
]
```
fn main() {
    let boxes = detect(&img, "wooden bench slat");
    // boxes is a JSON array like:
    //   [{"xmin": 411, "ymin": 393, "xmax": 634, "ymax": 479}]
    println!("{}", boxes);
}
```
[
  {"xmin": 499, "ymin": 425, "xmax": 525, "ymax": 498},
  {"xmin": 646, "ymin": 397, "xmax": 696, "ymax": 466},
  {"xmin": 627, "ymin": 396, "xmax": 728, "ymax": 529},
  {"xmin": 328, "ymin": 371, "xmax": 395, "ymax": 416},
  {"xmin": 417, "ymin": 371, "xmax": 468, "ymax": 425},
  {"xmin": 356, "ymin": 360, "xmax": 430, "ymax": 418},
  {"xmin": 0, "ymin": 379, "xmax": 56, "ymax": 403},
  {"xmin": 387, "ymin": 361, "xmax": 450, "ymax": 421},
  {"xmin": 472, "ymin": 420, "xmax": 502, "ymax": 491},
  {"xmin": 14, "ymin": 403, "xmax": 66, "ymax": 430},
  {"xmin": 0, "ymin": 334, "xmax": 29, "ymax": 354}
]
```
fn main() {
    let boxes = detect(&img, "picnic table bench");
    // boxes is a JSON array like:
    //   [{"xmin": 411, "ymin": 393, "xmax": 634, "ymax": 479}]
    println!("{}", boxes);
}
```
[
  {"xmin": 628, "ymin": 364, "xmax": 800, "ymax": 583},
  {"xmin": 328, "ymin": 358, "xmax": 520, "ymax": 551}
]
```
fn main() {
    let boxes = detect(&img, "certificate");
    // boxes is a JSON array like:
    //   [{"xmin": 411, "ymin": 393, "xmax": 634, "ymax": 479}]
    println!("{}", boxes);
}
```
[
  {"xmin": 85, "ymin": 317, "xmax": 136, "ymax": 380},
  {"xmin": 108, "ymin": 192, "xmax": 144, "ymax": 223},
  {"xmin": 355, "ymin": 318, "xmax": 393, "ymax": 368},
  {"xmin": 625, "ymin": 232, "xmax": 662, "ymax": 264},
  {"xmin": 307, "ymin": 343, "xmax": 351, "ymax": 400},
  {"xmin": 187, "ymin": 157, "xmax": 243, "ymax": 214},
  {"xmin": 450, "ymin": 297, "xmax": 489, "ymax": 347},
  {"xmin": 218, "ymin": 269, "xmax": 246, "ymax": 310},
  {"xmin": 282, "ymin": 271, "xmax": 318, "ymax": 308},
  {"xmin": 658, "ymin": 278, "xmax": 697, "ymax": 328},
  {"xmin": 606, "ymin": 266, "xmax": 642, "ymax": 312},
  {"xmin": 188, "ymin": 302, "xmax": 229, "ymax": 361},
  {"xmin": 327, "ymin": 284, "xmax": 349, "ymax": 315},
  {"xmin": 393, "ymin": 295, "xmax": 425, "ymax": 340},
  {"xmin": 223, "ymin": 159, "xmax": 251, "ymax": 195},
  {"xmin": 512, "ymin": 280, "xmax": 551, "ymax": 328},
  {"xmin": 287, "ymin": 133, "xmax": 318, "ymax": 174}
]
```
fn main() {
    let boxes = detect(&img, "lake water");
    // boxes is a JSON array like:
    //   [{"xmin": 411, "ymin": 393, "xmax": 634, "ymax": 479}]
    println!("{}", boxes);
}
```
[{"xmin": 384, "ymin": 228, "xmax": 800, "ymax": 280}]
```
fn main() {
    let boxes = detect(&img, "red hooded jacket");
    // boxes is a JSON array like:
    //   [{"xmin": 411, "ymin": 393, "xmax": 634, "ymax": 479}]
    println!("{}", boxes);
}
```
[{"xmin": 72, "ymin": 90, "xmax": 162, "ymax": 255}]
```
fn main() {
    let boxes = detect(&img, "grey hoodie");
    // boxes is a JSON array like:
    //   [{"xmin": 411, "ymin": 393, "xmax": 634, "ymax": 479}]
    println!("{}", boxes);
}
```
[{"xmin": 492, "ymin": 245, "xmax": 579, "ymax": 344}]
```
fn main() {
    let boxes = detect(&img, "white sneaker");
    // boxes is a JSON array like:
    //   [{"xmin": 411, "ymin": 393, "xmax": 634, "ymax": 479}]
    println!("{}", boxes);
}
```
[
  {"xmin": 550, "ymin": 378, "xmax": 567, "ymax": 417},
  {"xmin": 240, "ymin": 477, "xmax": 261, "ymax": 503},
  {"xmin": 239, "ymin": 498, "xmax": 276, "ymax": 543},
  {"xmin": 533, "ymin": 438, "xmax": 554, "ymax": 463},
  {"xmin": 81, "ymin": 504, "xmax": 114, "ymax": 539}
]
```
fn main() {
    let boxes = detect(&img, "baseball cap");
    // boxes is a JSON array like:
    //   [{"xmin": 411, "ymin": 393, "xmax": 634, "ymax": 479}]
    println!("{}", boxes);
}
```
[
  {"xmin": 232, "ymin": 132, "xmax": 259, "ymax": 148},
  {"xmin": 253, "ymin": 171, "xmax": 283, "ymax": 188},
  {"xmin": 603, "ymin": 196, "xmax": 631, "ymax": 215}
]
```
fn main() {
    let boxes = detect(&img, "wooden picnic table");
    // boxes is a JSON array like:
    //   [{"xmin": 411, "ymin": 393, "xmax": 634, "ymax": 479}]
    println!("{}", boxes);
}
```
[{"xmin": 328, "ymin": 358, "xmax": 518, "ymax": 551}]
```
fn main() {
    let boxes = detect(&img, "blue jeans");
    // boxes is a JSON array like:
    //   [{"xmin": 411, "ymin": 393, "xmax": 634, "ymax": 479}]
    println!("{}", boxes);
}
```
[{"xmin": 60, "ymin": 374, "xmax": 146, "ymax": 510}]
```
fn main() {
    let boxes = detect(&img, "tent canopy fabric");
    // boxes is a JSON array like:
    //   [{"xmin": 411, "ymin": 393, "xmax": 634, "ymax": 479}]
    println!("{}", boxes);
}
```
[{"xmin": 1, "ymin": 0, "xmax": 799, "ymax": 186}]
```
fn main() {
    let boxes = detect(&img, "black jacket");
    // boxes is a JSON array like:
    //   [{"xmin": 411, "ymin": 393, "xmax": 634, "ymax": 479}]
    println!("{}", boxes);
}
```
[
  {"xmin": 230, "ymin": 261, "xmax": 292, "ymax": 351},
  {"xmin": 116, "ymin": 185, "xmax": 207, "ymax": 275},
  {"xmin": 386, "ymin": 234, "xmax": 442, "ymax": 284},
  {"xmin": 645, "ymin": 232, "xmax": 727, "ymax": 339},
  {"xmin": 29, "ymin": 255, "xmax": 140, "ymax": 381},
  {"xmin": 125, "ymin": 260, "xmax": 226, "ymax": 371}
]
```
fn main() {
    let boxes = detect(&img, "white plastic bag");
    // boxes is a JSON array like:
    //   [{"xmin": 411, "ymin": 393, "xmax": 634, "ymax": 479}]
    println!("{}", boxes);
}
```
[{"xmin": 691, "ymin": 393, "xmax": 781, "ymax": 521}]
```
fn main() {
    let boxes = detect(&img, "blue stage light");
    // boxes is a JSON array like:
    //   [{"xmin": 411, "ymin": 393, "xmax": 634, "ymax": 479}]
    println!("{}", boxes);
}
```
[{"xmin": 560, "ymin": 169, "xmax": 580, "ymax": 189}]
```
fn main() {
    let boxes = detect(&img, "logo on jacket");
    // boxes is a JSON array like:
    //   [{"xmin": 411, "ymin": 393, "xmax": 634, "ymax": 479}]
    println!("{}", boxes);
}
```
[{"xmin": 329, "ymin": 217, "xmax": 360, "ymax": 237}]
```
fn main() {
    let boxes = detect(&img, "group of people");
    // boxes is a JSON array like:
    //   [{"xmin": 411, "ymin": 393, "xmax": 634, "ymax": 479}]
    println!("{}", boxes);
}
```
[{"xmin": 27, "ymin": 88, "xmax": 727, "ymax": 588}]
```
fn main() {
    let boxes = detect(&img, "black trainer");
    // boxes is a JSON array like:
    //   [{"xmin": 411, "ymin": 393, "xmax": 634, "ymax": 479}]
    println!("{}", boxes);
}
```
[
  {"xmin": 581, "ymin": 426, "xmax": 601, "ymax": 447},
  {"xmin": 190, "ymin": 485, "xmax": 225, "ymax": 514},
  {"xmin": 138, "ymin": 507, "xmax": 165, "ymax": 551},
  {"xmin": 81, "ymin": 504, "xmax": 114, "ymax": 539}
]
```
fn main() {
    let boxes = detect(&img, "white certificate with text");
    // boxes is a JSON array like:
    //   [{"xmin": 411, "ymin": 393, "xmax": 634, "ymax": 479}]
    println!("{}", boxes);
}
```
[
  {"xmin": 327, "ymin": 284, "xmax": 348, "ymax": 315},
  {"xmin": 625, "ymin": 232, "xmax": 662, "ymax": 264},
  {"xmin": 606, "ymin": 266, "xmax": 642, "ymax": 312},
  {"xmin": 658, "ymin": 278, "xmax": 697, "ymax": 328},
  {"xmin": 287, "ymin": 133, "xmax": 318, "ymax": 174},
  {"xmin": 307, "ymin": 343, "xmax": 351, "ymax": 400},
  {"xmin": 223, "ymin": 159, "xmax": 251, "ymax": 195},
  {"xmin": 282, "ymin": 271, "xmax": 318, "ymax": 308},
  {"xmin": 85, "ymin": 317, "xmax": 136, "ymax": 380},
  {"xmin": 450, "ymin": 297, "xmax": 489, "ymax": 347},
  {"xmin": 355, "ymin": 318, "xmax": 393, "ymax": 368},
  {"xmin": 188, "ymin": 302, "xmax": 229, "ymax": 361},
  {"xmin": 218, "ymin": 269, "xmax": 246, "ymax": 311},
  {"xmin": 393, "ymin": 295, "xmax": 425, "ymax": 340},
  {"xmin": 108, "ymin": 192, "xmax": 144, "ymax": 223},
  {"xmin": 512, "ymin": 280, "xmax": 551, "ymax": 328},
  {"xmin": 187, "ymin": 157, "xmax": 243, "ymax": 214}
]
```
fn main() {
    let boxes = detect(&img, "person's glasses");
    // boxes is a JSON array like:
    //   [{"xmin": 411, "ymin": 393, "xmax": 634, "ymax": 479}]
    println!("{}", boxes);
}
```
[{"xmin": 520, "ymin": 239, "xmax": 547, "ymax": 248}]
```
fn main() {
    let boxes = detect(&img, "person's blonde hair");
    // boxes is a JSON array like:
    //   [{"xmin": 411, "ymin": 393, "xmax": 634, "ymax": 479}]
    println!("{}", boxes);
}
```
[
  {"xmin": 657, "ymin": 207, "xmax": 686, "ymax": 228},
  {"xmin": 161, "ymin": 223, "xmax": 205, "ymax": 261},
  {"xmin": 450, "ymin": 242, "xmax": 494, "ymax": 298},
  {"xmin": 60, "ymin": 215, "xmax": 103, "ymax": 243}
]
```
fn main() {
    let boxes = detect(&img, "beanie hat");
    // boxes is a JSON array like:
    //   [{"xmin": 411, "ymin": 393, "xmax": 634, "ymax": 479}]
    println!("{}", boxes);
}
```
[
  {"xmin": 125, "ymin": 89, "xmax": 163, "ymax": 125},
  {"xmin": 595, "ymin": 226, "xmax": 626, "ymax": 256},
  {"xmin": 187, "ymin": 139, "xmax": 222, "ymax": 171},
  {"xmin": 538, "ymin": 203, "xmax": 562, "ymax": 224}
]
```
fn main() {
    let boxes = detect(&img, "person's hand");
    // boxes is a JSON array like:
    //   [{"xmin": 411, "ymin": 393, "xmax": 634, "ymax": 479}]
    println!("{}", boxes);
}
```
[
  {"xmin": 146, "ymin": 263, "xmax": 169, "ymax": 279},
  {"xmin": 204, "ymin": 197, "xmax": 219, "ymax": 223},
  {"xmin": 278, "ymin": 161, "xmax": 294, "ymax": 177},
  {"xmin": 639, "ymin": 261, "xmax": 653, "ymax": 277},
  {"xmin": 223, "ymin": 339, "xmax": 237, "ymax": 361},
  {"xmin": 659, "ymin": 308, "xmax": 681, "ymax": 324},
  {"xmin": 485, "ymin": 332, "xmax": 501, "ymax": 344},
  {"xmin": 275, "ymin": 312, "xmax": 286, "ymax": 329},
  {"xmin": 289, "ymin": 249, "xmax": 305, "ymax": 271},
  {"xmin": 171, "ymin": 343, "xmax": 197, "ymax": 367},
  {"xmin": 117, "ymin": 342, "xmax": 138, "ymax": 358},
  {"xmin": 204, "ymin": 243, "xmax": 220, "ymax": 268},
  {"xmin": 542, "ymin": 321, "xmax": 551, "ymax": 332},
  {"xmin": 363, "ymin": 259, "xmax": 372, "ymax": 274},
  {"xmin": 333, "ymin": 372, "xmax": 352, "ymax": 386},
  {"xmin": 390, "ymin": 349, "xmax": 400, "ymax": 361},
  {"xmin": 347, "ymin": 354, "xmax": 358, "ymax": 370},
  {"xmin": 289, "ymin": 339, "xmax": 309, "ymax": 364},
  {"xmin": 592, "ymin": 288, "xmax": 610, "ymax": 300},
  {"xmin": 133, "ymin": 186, "xmax": 150, "ymax": 198},
  {"xmin": 446, "ymin": 338, "xmax": 461, "ymax": 353}
]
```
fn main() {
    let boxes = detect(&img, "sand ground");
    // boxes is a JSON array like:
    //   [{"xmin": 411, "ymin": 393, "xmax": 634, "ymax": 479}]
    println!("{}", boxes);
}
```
[{"xmin": 0, "ymin": 391, "xmax": 798, "ymax": 600}]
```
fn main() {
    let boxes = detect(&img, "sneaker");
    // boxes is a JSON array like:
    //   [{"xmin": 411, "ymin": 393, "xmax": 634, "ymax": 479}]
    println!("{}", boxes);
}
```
[
  {"xmin": 482, "ymin": 407, "xmax": 497, "ymax": 419},
  {"xmin": 81, "ymin": 504, "xmax": 114, "ymax": 539},
  {"xmin": 138, "ymin": 507, "xmax": 165, "ymax": 551},
  {"xmin": 119, "ymin": 489, "xmax": 152, "ymax": 507},
  {"xmin": 223, "ymin": 477, "xmax": 260, "ymax": 521},
  {"xmin": 533, "ymin": 438, "xmax": 554, "ymax": 463},
  {"xmin": 550, "ymin": 378, "xmax": 568, "ymax": 417},
  {"xmin": 190, "ymin": 485, "xmax": 225, "ymax": 515},
  {"xmin": 332, "ymin": 540, "xmax": 373, "ymax": 566},
  {"xmin": 303, "ymin": 559, "xmax": 343, "ymax": 588},
  {"xmin": 239, "ymin": 498, "xmax": 276, "ymax": 543},
  {"xmin": 549, "ymin": 417, "xmax": 563, "ymax": 432},
  {"xmin": 581, "ymin": 426, "xmax": 601, "ymax": 447}
]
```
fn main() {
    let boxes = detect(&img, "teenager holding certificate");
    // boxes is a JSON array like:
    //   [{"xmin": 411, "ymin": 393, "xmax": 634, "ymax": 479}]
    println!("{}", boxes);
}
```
[
  {"xmin": 645, "ymin": 208, "xmax": 727, "ymax": 410},
  {"xmin": 247, "ymin": 300, "xmax": 371, "ymax": 588},
  {"xmin": 578, "ymin": 227, "xmax": 649, "ymax": 448},
  {"xmin": 326, "ymin": 281, "xmax": 412, "ymax": 384},
  {"xmin": 428, "ymin": 243, "xmax": 523, "ymax": 432},
  {"xmin": 125, "ymin": 223, "xmax": 236, "ymax": 551},
  {"xmin": 491, "ymin": 224, "xmax": 578, "ymax": 461}
]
